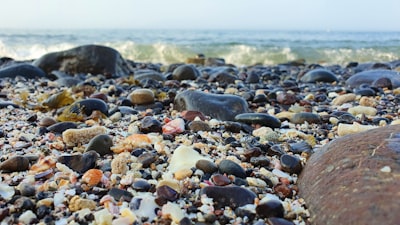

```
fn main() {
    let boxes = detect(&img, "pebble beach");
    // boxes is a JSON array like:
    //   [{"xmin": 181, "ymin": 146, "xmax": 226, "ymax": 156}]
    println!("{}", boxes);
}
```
[{"xmin": 0, "ymin": 43, "xmax": 400, "ymax": 225}]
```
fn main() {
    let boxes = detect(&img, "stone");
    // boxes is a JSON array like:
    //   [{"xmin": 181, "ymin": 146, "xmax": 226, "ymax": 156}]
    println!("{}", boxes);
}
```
[
  {"xmin": 337, "ymin": 122, "xmax": 377, "ymax": 136},
  {"xmin": 132, "ymin": 179, "xmax": 151, "ymax": 192},
  {"xmin": 280, "ymin": 154, "xmax": 302, "ymax": 174},
  {"xmin": 290, "ymin": 112, "xmax": 321, "ymax": 124},
  {"xmin": 0, "ymin": 63, "xmax": 46, "ymax": 79},
  {"xmin": 62, "ymin": 126, "xmax": 107, "ymax": 147},
  {"xmin": 134, "ymin": 71, "xmax": 165, "ymax": 81},
  {"xmin": 218, "ymin": 159, "xmax": 246, "ymax": 178},
  {"xmin": 47, "ymin": 122, "xmax": 78, "ymax": 134},
  {"xmin": 345, "ymin": 69, "xmax": 400, "ymax": 89},
  {"xmin": 332, "ymin": 93, "xmax": 356, "ymax": 105},
  {"xmin": 128, "ymin": 89, "xmax": 155, "ymax": 105},
  {"xmin": 57, "ymin": 150, "xmax": 99, "ymax": 174},
  {"xmin": 200, "ymin": 186, "xmax": 257, "ymax": 209},
  {"xmin": 347, "ymin": 105, "xmax": 377, "ymax": 116},
  {"xmin": 256, "ymin": 199, "xmax": 284, "ymax": 218},
  {"xmin": 168, "ymin": 145, "xmax": 210, "ymax": 173},
  {"xmin": 85, "ymin": 134, "xmax": 113, "ymax": 156},
  {"xmin": 108, "ymin": 187, "xmax": 133, "ymax": 202},
  {"xmin": 172, "ymin": 64, "xmax": 200, "ymax": 80},
  {"xmin": 139, "ymin": 116, "xmax": 162, "ymax": 133},
  {"xmin": 33, "ymin": 44, "xmax": 133, "ymax": 77},
  {"xmin": 235, "ymin": 113, "xmax": 281, "ymax": 129},
  {"xmin": 174, "ymin": 90, "xmax": 249, "ymax": 121},
  {"xmin": 298, "ymin": 125, "xmax": 400, "ymax": 225},
  {"xmin": 0, "ymin": 156, "xmax": 30, "ymax": 172},
  {"xmin": 300, "ymin": 69, "xmax": 338, "ymax": 83},
  {"xmin": 208, "ymin": 71, "xmax": 237, "ymax": 84},
  {"xmin": 188, "ymin": 120, "xmax": 212, "ymax": 132},
  {"xmin": 195, "ymin": 159, "xmax": 218, "ymax": 174}
]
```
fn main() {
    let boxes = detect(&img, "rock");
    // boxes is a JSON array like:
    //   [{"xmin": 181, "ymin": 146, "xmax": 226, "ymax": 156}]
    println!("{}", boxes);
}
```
[
  {"xmin": 208, "ymin": 71, "xmax": 237, "ymax": 84},
  {"xmin": 128, "ymin": 89, "xmax": 155, "ymax": 105},
  {"xmin": 168, "ymin": 145, "xmax": 209, "ymax": 173},
  {"xmin": 137, "ymin": 152, "xmax": 157, "ymax": 168},
  {"xmin": 0, "ymin": 63, "xmax": 46, "ymax": 79},
  {"xmin": 290, "ymin": 112, "xmax": 321, "ymax": 124},
  {"xmin": 18, "ymin": 183, "xmax": 36, "ymax": 197},
  {"xmin": 108, "ymin": 187, "xmax": 133, "ymax": 202},
  {"xmin": 195, "ymin": 159, "xmax": 218, "ymax": 174},
  {"xmin": 235, "ymin": 113, "xmax": 281, "ymax": 129},
  {"xmin": 58, "ymin": 98, "xmax": 109, "ymax": 122},
  {"xmin": 181, "ymin": 110, "xmax": 207, "ymax": 121},
  {"xmin": 33, "ymin": 44, "xmax": 133, "ymax": 77},
  {"xmin": 174, "ymin": 90, "xmax": 249, "ymax": 121},
  {"xmin": 188, "ymin": 120, "xmax": 211, "ymax": 132},
  {"xmin": 300, "ymin": 69, "xmax": 338, "ymax": 83},
  {"xmin": 298, "ymin": 125, "xmax": 400, "ymax": 225},
  {"xmin": 62, "ymin": 126, "xmax": 107, "ymax": 147},
  {"xmin": 276, "ymin": 92, "xmax": 297, "ymax": 105},
  {"xmin": 139, "ymin": 116, "xmax": 162, "ymax": 133},
  {"xmin": 57, "ymin": 150, "xmax": 99, "ymax": 174},
  {"xmin": 132, "ymin": 179, "xmax": 151, "ymax": 192},
  {"xmin": 345, "ymin": 69, "xmax": 400, "ymax": 89},
  {"xmin": 134, "ymin": 71, "xmax": 165, "ymax": 81},
  {"xmin": 0, "ymin": 156, "xmax": 30, "ymax": 172},
  {"xmin": 347, "ymin": 105, "xmax": 377, "ymax": 116},
  {"xmin": 256, "ymin": 199, "xmax": 284, "ymax": 218},
  {"xmin": 85, "ymin": 134, "xmax": 113, "ymax": 156},
  {"xmin": 46, "ymin": 122, "xmax": 77, "ymax": 134},
  {"xmin": 172, "ymin": 65, "xmax": 200, "ymax": 80},
  {"xmin": 218, "ymin": 159, "xmax": 246, "ymax": 178},
  {"xmin": 332, "ymin": 93, "xmax": 356, "ymax": 105},
  {"xmin": 337, "ymin": 122, "xmax": 377, "ymax": 136},
  {"xmin": 280, "ymin": 154, "xmax": 302, "ymax": 174},
  {"xmin": 200, "ymin": 186, "xmax": 256, "ymax": 209}
]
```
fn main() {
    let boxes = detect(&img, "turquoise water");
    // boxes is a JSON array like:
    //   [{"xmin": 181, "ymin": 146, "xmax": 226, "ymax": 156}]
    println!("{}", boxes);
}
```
[{"xmin": 0, "ymin": 29, "xmax": 399, "ymax": 66}]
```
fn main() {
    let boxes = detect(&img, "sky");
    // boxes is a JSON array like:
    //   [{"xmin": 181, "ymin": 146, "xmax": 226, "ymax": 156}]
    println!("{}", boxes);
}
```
[{"xmin": 1, "ymin": 0, "xmax": 400, "ymax": 31}]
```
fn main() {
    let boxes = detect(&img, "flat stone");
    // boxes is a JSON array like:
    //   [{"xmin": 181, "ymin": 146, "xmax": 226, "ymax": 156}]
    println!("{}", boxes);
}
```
[
  {"xmin": 290, "ymin": 112, "xmax": 321, "ymax": 124},
  {"xmin": 235, "ymin": 113, "xmax": 281, "ymax": 129},
  {"xmin": 85, "ymin": 134, "xmax": 113, "ymax": 156},
  {"xmin": 57, "ymin": 150, "xmax": 98, "ymax": 174},
  {"xmin": 33, "ymin": 44, "xmax": 133, "ymax": 77},
  {"xmin": 174, "ymin": 90, "xmax": 249, "ymax": 121},
  {"xmin": 218, "ymin": 159, "xmax": 246, "ymax": 179},
  {"xmin": 200, "ymin": 185, "xmax": 257, "ymax": 209},
  {"xmin": 300, "ymin": 69, "xmax": 338, "ymax": 83},
  {"xmin": 0, "ymin": 63, "xmax": 46, "ymax": 79},
  {"xmin": 0, "ymin": 156, "xmax": 30, "ymax": 172},
  {"xmin": 345, "ymin": 69, "xmax": 400, "ymax": 88},
  {"xmin": 298, "ymin": 125, "xmax": 400, "ymax": 225}
]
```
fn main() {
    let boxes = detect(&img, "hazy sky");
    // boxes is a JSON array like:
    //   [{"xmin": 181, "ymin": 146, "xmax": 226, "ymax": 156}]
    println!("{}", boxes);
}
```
[{"xmin": 1, "ymin": 0, "xmax": 399, "ymax": 31}]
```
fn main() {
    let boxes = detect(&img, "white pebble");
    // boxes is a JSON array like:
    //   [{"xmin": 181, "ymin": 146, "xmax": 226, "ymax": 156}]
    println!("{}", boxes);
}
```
[
  {"xmin": 18, "ymin": 210, "xmax": 37, "ymax": 224},
  {"xmin": 380, "ymin": 166, "xmax": 391, "ymax": 173}
]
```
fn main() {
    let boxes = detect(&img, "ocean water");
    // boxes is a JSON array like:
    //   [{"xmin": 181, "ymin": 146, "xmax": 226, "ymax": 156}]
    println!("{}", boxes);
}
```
[{"xmin": 0, "ymin": 29, "xmax": 399, "ymax": 66}]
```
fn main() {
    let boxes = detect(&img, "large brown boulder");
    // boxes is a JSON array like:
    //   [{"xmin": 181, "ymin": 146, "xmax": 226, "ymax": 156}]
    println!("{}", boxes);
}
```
[
  {"xmin": 33, "ymin": 45, "xmax": 133, "ymax": 77},
  {"xmin": 298, "ymin": 125, "xmax": 400, "ymax": 225}
]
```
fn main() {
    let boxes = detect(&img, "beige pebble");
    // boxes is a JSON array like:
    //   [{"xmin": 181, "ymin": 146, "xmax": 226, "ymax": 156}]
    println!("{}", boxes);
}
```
[
  {"xmin": 391, "ymin": 119, "xmax": 400, "ymax": 125},
  {"xmin": 161, "ymin": 202, "xmax": 185, "ymax": 224},
  {"xmin": 94, "ymin": 208, "xmax": 113, "ymax": 225},
  {"xmin": 128, "ymin": 88, "xmax": 154, "ymax": 105},
  {"xmin": 347, "ymin": 106, "xmax": 377, "ymax": 116},
  {"xmin": 69, "ymin": 195, "xmax": 97, "ymax": 212},
  {"xmin": 168, "ymin": 145, "xmax": 209, "ymax": 173},
  {"xmin": 174, "ymin": 168, "xmax": 193, "ymax": 180},
  {"xmin": 62, "ymin": 126, "xmax": 107, "ymax": 147},
  {"xmin": 111, "ymin": 152, "xmax": 131, "ymax": 175},
  {"xmin": 246, "ymin": 177, "xmax": 267, "ymax": 188},
  {"xmin": 332, "ymin": 93, "xmax": 356, "ymax": 105},
  {"xmin": 359, "ymin": 96, "xmax": 376, "ymax": 107},
  {"xmin": 337, "ymin": 122, "xmax": 377, "ymax": 136}
]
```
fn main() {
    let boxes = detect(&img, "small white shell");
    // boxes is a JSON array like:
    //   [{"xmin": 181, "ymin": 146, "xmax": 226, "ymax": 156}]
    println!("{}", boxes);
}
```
[{"xmin": 0, "ymin": 182, "xmax": 15, "ymax": 200}]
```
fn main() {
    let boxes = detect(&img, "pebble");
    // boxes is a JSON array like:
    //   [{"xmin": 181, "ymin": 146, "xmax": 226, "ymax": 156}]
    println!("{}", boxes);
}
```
[
  {"xmin": 168, "ymin": 145, "xmax": 210, "ymax": 173},
  {"xmin": 0, "ymin": 156, "xmax": 30, "ymax": 172},
  {"xmin": 57, "ymin": 150, "xmax": 99, "ymax": 174},
  {"xmin": 46, "ymin": 122, "xmax": 78, "ymax": 134},
  {"xmin": 0, "ymin": 63, "xmax": 46, "ymax": 79},
  {"xmin": 140, "ymin": 116, "xmax": 162, "ymax": 133},
  {"xmin": 235, "ymin": 113, "xmax": 281, "ymax": 128},
  {"xmin": 347, "ymin": 105, "xmax": 377, "ymax": 116},
  {"xmin": 108, "ymin": 187, "xmax": 134, "ymax": 202},
  {"xmin": 300, "ymin": 69, "xmax": 338, "ymax": 83},
  {"xmin": 346, "ymin": 69, "xmax": 400, "ymax": 88},
  {"xmin": 181, "ymin": 110, "xmax": 207, "ymax": 121},
  {"xmin": 218, "ymin": 159, "xmax": 246, "ymax": 178},
  {"xmin": 85, "ymin": 134, "xmax": 113, "ymax": 156},
  {"xmin": 60, "ymin": 98, "xmax": 109, "ymax": 121},
  {"xmin": 195, "ymin": 159, "xmax": 218, "ymax": 174},
  {"xmin": 174, "ymin": 90, "xmax": 249, "ymax": 121},
  {"xmin": 337, "ymin": 122, "xmax": 378, "ymax": 136},
  {"xmin": 172, "ymin": 64, "xmax": 200, "ymax": 80},
  {"xmin": 290, "ymin": 112, "xmax": 321, "ymax": 124},
  {"xmin": 188, "ymin": 120, "xmax": 212, "ymax": 131},
  {"xmin": 200, "ymin": 185, "xmax": 257, "ymax": 209},
  {"xmin": 0, "ymin": 183, "xmax": 14, "ymax": 200},
  {"xmin": 128, "ymin": 88, "xmax": 155, "ymax": 105},
  {"xmin": 331, "ymin": 93, "xmax": 356, "ymax": 105},
  {"xmin": 280, "ymin": 154, "xmax": 302, "ymax": 174},
  {"xmin": 132, "ymin": 179, "xmax": 151, "ymax": 192},
  {"xmin": 18, "ymin": 182, "xmax": 36, "ymax": 197},
  {"xmin": 62, "ymin": 126, "xmax": 107, "ymax": 147},
  {"xmin": 256, "ymin": 199, "xmax": 285, "ymax": 218},
  {"xmin": 137, "ymin": 152, "xmax": 157, "ymax": 168}
]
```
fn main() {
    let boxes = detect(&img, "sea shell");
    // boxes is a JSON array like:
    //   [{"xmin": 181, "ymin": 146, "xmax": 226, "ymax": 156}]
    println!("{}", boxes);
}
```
[
  {"xmin": 30, "ymin": 156, "xmax": 56, "ymax": 174},
  {"xmin": 82, "ymin": 169, "xmax": 103, "ymax": 186}
]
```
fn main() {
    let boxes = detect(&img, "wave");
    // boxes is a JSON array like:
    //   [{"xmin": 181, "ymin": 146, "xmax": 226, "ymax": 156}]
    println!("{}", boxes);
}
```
[{"xmin": 1, "ymin": 40, "xmax": 400, "ymax": 66}]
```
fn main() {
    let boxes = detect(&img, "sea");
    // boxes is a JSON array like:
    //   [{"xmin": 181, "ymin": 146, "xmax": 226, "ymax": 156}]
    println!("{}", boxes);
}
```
[{"xmin": 0, "ymin": 29, "xmax": 399, "ymax": 66}]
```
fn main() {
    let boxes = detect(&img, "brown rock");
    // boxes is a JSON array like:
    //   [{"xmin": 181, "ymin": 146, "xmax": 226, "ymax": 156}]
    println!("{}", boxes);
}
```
[{"xmin": 298, "ymin": 125, "xmax": 400, "ymax": 225}]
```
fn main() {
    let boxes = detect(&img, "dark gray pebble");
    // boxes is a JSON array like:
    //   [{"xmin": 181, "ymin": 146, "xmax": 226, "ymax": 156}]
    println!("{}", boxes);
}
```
[
  {"xmin": 234, "ymin": 113, "xmax": 281, "ymax": 129},
  {"xmin": 289, "ymin": 141, "xmax": 312, "ymax": 154},
  {"xmin": 0, "ymin": 63, "xmax": 46, "ymax": 79},
  {"xmin": 291, "ymin": 112, "xmax": 321, "ymax": 124},
  {"xmin": 300, "ymin": 69, "xmax": 338, "ymax": 83},
  {"xmin": 267, "ymin": 217, "xmax": 294, "ymax": 225},
  {"xmin": 218, "ymin": 159, "xmax": 246, "ymax": 178},
  {"xmin": 345, "ymin": 69, "xmax": 400, "ymax": 89},
  {"xmin": 200, "ymin": 185, "xmax": 257, "ymax": 209},
  {"xmin": 139, "ymin": 116, "xmax": 162, "ymax": 133},
  {"xmin": 172, "ymin": 64, "xmax": 200, "ymax": 80},
  {"xmin": 132, "ymin": 179, "xmax": 151, "ymax": 192},
  {"xmin": 188, "ymin": 120, "xmax": 212, "ymax": 132},
  {"xmin": 280, "ymin": 154, "xmax": 302, "ymax": 174},
  {"xmin": 14, "ymin": 196, "xmax": 35, "ymax": 211},
  {"xmin": 57, "ymin": 150, "xmax": 98, "ymax": 174},
  {"xmin": 46, "ymin": 122, "xmax": 77, "ymax": 134},
  {"xmin": 0, "ymin": 156, "xmax": 30, "ymax": 172},
  {"xmin": 67, "ymin": 98, "xmax": 109, "ymax": 117},
  {"xmin": 137, "ymin": 152, "xmax": 157, "ymax": 168},
  {"xmin": 195, "ymin": 159, "xmax": 218, "ymax": 174},
  {"xmin": 0, "ymin": 101, "xmax": 20, "ymax": 109},
  {"xmin": 19, "ymin": 183, "xmax": 36, "ymax": 197},
  {"xmin": 108, "ymin": 187, "xmax": 133, "ymax": 202},
  {"xmin": 85, "ymin": 134, "xmax": 113, "ymax": 156},
  {"xmin": 256, "ymin": 199, "xmax": 284, "ymax": 218},
  {"xmin": 208, "ymin": 71, "xmax": 237, "ymax": 84},
  {"xmin": 174, "ymin": 90, "xmax": 249, "ymax": 121},
  {"xmin": 156, "ymin": 185, "xmax": 179, "ymax": 202}
]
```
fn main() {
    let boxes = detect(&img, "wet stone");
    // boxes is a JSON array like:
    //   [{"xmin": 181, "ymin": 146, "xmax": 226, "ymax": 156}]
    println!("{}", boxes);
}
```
[
  {"xmin": 108, "ymin": 187, "xmax": 133, "ymax": 202},
  {"xmin": 280, "ymin": 154, "xmax": 302, "ymax": 174},
  {"xmin": 291, "ymin": 112, "xmax": 321, "ymax": 124},
  {"xmin": 128, "ymin": 88, "xmax": 155, "ymax": 105},
  {"xmin": 38, "ymin": 117, "xmax": 57, "ymax": 127},
  {"xmin": 172, "ymin": 64, "xmax": 200, "ymax": 80},
  {"xmin": 188, "ymin": 120, "xmax": 212, "ymax": 132},
  {"xmin": 256, "ymin": 199, "xmax": 284, "ymax": 219},
  {"xmin": 195, "ymin": 159, "xmax": 218, "ymax": 174},
  {"xmin": 84, "ymin": 134, "xmax": 113, "ymax": 156},
  {"xmin": 289, "ymin": 141, "xmax": 312, "ymax": 154},
  {"xmin": 372, "ymin": 76, "xmax": 392, "ymax": 89},
  {"xmin": 267, "ymin": 217, "xmax": 295, "ymax": 225},
  {"xmin": 57, "ymin": 150, "xmax": 98, "ymax": 174},
  {"xmin": 156, "ymin": 185, "xmax": 179, "ymax": 202},
  {"xmin": 132, "ymin": 179, "xmax": 151, "ymax": 192},
  {"xmin": 200, "ymin": 186, "xmax": 257, "ymax": 209},
  {"xmin": 234, "ymin": 113, "xmax": 281, "ymax": 129},
  {"xmin": 0, "ymin": 63, "xmax": 47, "ymax": 79},
  {"xmin": 345, "ymin": 69, "xmax": 400, "ymax": 88},
  {"xmin": 300, "ymin": 69, "xmax": 338, "ymax": 83},
  {"xmin": 137, "ymin": 152, "xmax": 157, "ymax": 168},
  {"xmin": 0, "ymin": 156, "xmax": 30, "ymax": 172},
  {"xmin": 218, "ymin": 159, "xmax": 246, "ymax": 178},
  {"xmin": 140, "ymin": 116, "xmax": 163, "ymax": 133},
  {"xmin": 65, "ymin": 98, "xmax": 109, "ymax": 117},
  {"xmin": 250, "ymin": 156, "xmax": 270, "ymax": 167},
  {"xmin": 174, "ymin": 90, "xmax": 249, "ymax": 121},
  {"xmin": 19, "ymin": 183, "xmax": 36, "ymax": 197}
]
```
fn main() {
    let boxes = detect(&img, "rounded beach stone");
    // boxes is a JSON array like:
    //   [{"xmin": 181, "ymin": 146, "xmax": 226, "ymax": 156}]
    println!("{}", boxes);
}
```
[
  {"xmin": 208, "ymin": 71, "xmax": 237, "ymax": 84},
  {"xmin": 188, "ymin": 120, "xmax": 211, "ymax": 132},
  {"xmin": 57, "ymin": 150, "xmax": 98, "ymax": 174},
  {"xmin": 46, "ymin": 122, "xmax": 77, "ymax": 134},
  {"xmin": 67, "ymin": 98, "xmax": 109, "ymax": 117},
  {"xmin": 218, "ymin": 159, "xmax": 246, "ymax": 178},
  {"xmin": 174, "ymin": 90, "xmax": 249, "ymax": 121},
  {"xmin": 345, "ymin": 69, "xmax": 400, "ymax": 89},
  {"xmin": 280, "ymin": 154, "xmax": 302, "ymax": 174},
  {"xmin": 108, "ymin": 187, "xmax": 133, "ymax": 202},
  {"xmin": 298, "ymin": 125, "xmax": 400, "ymax": 225},
  {"xmin": 19, "ymin": 183, "xmax": 36, "ymax": 197},
  {"xmin": 199, "ymin": 186, "xmax": 257, "ymax": 209},
  {"xmin": 300, "ymin": 69, "xmax": 338, "ymax": 83},
  {"xmin": 85, "ymin": 134, "xmax": 113, "ymax": 156},
  {"xmin": 256, "ymin": 199, "xmax": 284, "ymax": 218},
  {"xmin": 0, "ymin": 63, "xmax": 46, "ymax": 79},
  {"xmin": 235, "ymin": 113, "xmax": 281, "ymax": 129},
  {"xmin": 290, "ymin": 112, "xmax": 321, "ymax": 124},
  {"xmin": 132, "ymin": 179, "xmax": 151, "ymax": 192},
  {"xmin": 128, "ymin": 89, "xmax": 155, "ymax": 105},
  {"xmin": 195, "ymin": 159, "xmax": 218, "ymax": 174},
  {"xmin": 33, "ymin": 44, "xmax": 133, "ymax": 77},
  {"xmin": 0, "ymin": 156, "xmax": 30, "ymax": 172},
  {"xmin": 172, "ymin": 64, "xmax": 200, "ymax": 80},
  {"xmin": 139, "ymin": 116, "xmax": 162, "ymax": 133}
]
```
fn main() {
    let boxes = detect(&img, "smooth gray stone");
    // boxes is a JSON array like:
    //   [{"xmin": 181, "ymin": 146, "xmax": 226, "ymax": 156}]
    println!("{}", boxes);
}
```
[
  {"xmin": 345, "ymin": 69, "xmax": 400, "ymax": 88},
  {"xmin": 300, "ymin": 69, "xmax": 338, "ymax": 83},
  {"xmin": 0, "ymin": 63, "xmax": 46, "ymax": 79}
]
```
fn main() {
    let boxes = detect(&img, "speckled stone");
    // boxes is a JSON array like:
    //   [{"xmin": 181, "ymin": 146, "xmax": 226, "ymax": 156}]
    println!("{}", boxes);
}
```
[{"xmin": 298, "ymin": 125, "xmax": 400, "ymax": 225}]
